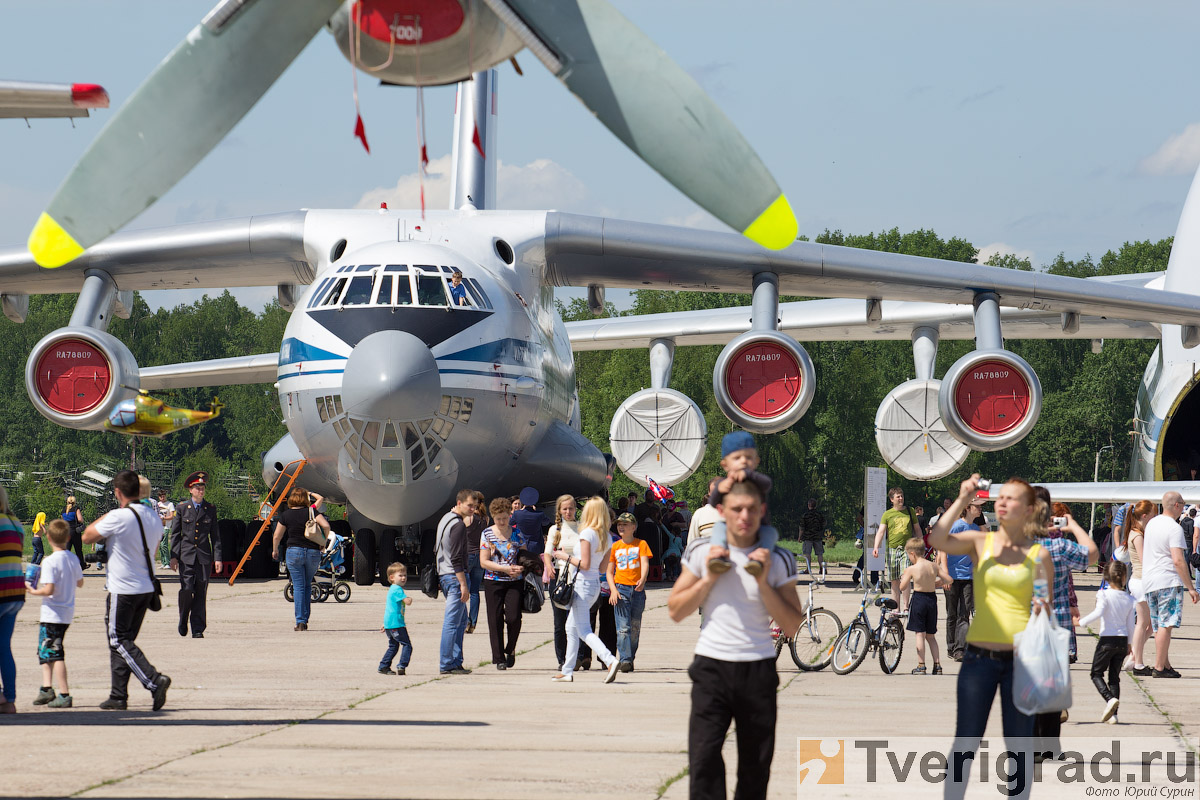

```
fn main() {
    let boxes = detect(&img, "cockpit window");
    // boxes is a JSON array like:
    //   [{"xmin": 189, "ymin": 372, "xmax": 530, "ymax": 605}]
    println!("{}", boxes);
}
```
[
  {"xmin": 356, "ymin": 263, "xmax": 378, "ymax": 272},
  {"xmin": 375, "ymin": 275, "xmax": 394, "ymax": 306},
  {"xmin": 396, "ymin": 274, "xmax": 414, "ymax": 305},
  {"xmin": 463, "ymin": 279, "xmax": 488, "ymax": 309},
  {"xmin": 342, "ymin": 275, "xmax": 375, "ymax": 305},
  {"xmin": 416, "ymin": 272, "xmax": 448, "ymax": 306},
  {"xmin": 320, "ymin": 277, "xmax": 347, "ymax": 307}
]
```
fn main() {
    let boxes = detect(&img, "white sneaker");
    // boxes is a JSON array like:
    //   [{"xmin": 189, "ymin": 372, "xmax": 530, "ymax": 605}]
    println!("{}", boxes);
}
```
[
  {"xmin": 551, "ymin": 674, "xmax": 573, "ymax": 682},
  {"xmin": 1101, "ymin": 697, "xmax": 1119, "ymax": 722},
  {"xmin": 1106, "ymin": 714, "xmax": 1118, "ymax": 725},
  {"xmin": 605, "ymin": 659, "xmax": 620, "ymax": 684},
  {"xmin": 1122, "ymin": 656, "xmax": 1135, "ymax": 671}
]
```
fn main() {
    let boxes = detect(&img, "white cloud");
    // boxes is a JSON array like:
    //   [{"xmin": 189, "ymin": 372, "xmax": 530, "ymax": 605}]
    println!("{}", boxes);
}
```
[
  {"xmin": 355, "ymin": 155, "xmax": 591, "ymax": 212},
  {"xmin": 1139, "ymin": 123, "xmax": 1200, "ymax": 176},
  {"xmin": 976, "ymin": 242, "xmax": 1035, "ymax": 265}
]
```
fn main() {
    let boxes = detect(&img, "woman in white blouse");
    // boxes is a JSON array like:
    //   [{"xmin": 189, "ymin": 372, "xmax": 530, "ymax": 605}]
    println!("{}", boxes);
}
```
[
  {"xmin": 544, "ymin": 494, "xmax": 581, "ymax": 671},
  {"xmin": 551, "ymin": 497, "xmax": 620, "ymax": 684}
]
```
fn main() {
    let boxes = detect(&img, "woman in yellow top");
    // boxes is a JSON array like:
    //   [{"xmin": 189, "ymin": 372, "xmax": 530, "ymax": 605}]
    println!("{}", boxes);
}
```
[
  {"xmin": 30, "ymin": 512, "xmax": 47, "ymax": 565},
  {"xmin": 927, "ymin": 474, "xmax": 1052, "ymax": 800}
]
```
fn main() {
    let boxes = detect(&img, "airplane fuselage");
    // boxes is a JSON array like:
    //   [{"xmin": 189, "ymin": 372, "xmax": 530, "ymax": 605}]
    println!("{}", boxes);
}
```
[{"xmin": 265, "ymin": 209, "xmax": 608, "ymax": 527}]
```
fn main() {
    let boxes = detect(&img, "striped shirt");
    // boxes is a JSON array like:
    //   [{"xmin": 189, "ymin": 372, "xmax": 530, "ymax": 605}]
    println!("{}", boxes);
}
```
[{"xmin": 0, "ymin": 514, "xmax": 27, "ymax": 605}]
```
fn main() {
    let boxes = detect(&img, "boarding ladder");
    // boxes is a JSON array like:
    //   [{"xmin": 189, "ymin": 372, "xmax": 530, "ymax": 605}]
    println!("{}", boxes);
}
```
[{"xmin": 228, "ymin": 459, "xmax": 307, "ymax": 586}]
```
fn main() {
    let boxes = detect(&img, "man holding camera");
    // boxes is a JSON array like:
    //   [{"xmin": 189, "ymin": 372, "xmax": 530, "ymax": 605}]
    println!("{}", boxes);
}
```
[
  {"xmin": 170, "ymin": 472, "xmax": 220, "ymax": 638},
  {"xmin": 82, "ymin": 470, "xmax": 171, "ymax": 711}
]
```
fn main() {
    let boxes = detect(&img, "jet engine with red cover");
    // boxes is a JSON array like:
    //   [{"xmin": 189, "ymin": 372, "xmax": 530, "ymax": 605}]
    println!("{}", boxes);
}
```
[
  {"xmin": 25, "ymin": 327, "xmax": 140, "ymax": 430},
  {"xmin": 712, "ymin": 330, "xmax": 815, "ymax": 434}
]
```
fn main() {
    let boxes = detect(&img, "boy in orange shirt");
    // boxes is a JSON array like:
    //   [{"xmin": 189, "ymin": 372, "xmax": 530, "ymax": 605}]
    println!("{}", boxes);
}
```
[{"xmin": 607, "ymin": 512, "xmax": 653, "ymax": 672}]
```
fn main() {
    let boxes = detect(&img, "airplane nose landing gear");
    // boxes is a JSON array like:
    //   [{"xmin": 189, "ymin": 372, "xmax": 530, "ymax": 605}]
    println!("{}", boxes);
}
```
[{"xmin": 342, "ymin": 330, "xmax": 441, "ymax": 420}]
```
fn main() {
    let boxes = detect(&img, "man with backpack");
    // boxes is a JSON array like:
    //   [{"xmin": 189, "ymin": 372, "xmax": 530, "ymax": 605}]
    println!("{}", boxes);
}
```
[{"xmin": 435, "ymin": 491, "xmax": 475, "ymax": 676}]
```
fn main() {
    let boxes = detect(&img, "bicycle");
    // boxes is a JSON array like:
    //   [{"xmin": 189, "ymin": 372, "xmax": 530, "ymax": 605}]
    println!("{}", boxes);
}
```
[
  {"xmin": 773, "ymin": 578, "xmax": 843, "ymax": 671},
  {"xmin": 829, "ymin": 583, "xmax": 905, "ymax": 675}
]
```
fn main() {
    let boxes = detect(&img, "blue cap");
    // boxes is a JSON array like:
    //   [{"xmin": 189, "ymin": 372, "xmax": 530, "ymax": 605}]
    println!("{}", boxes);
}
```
[
  {"xmin": 721, "ymin": 431, "xmax": 756, "ymax": 457},
  {"xmin": 518, "ymin": 487, "xmax": 539, "ymax": 506}
]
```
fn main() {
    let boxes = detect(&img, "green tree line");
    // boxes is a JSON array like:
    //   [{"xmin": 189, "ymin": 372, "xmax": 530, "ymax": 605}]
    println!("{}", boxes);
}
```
[{"xmin": 0, "ymin": 231, "xmax": 1169, "ymax": 537}]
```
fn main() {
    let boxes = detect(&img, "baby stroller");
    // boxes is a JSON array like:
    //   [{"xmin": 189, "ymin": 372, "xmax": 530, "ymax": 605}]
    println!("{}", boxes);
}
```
[{"xmin": 283, "ymin": 533, "xmax": 352, "ymax": 604}]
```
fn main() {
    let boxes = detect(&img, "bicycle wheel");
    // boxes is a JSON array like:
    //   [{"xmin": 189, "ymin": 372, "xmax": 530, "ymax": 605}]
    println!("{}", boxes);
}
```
[
  {"xmin": 774, "ymin": 631, "xmax": 786, "ymax": 662},
  {"xmin": 830, "ymin": 621, "xmax": 872, "ymax": 675},
  {"xmin": 878, "ymin": 619, "xmax": 905, "ymax": 674},
  {"xmin": 790, "ymin": 608, "xmax": 843, "ymax": 671}
]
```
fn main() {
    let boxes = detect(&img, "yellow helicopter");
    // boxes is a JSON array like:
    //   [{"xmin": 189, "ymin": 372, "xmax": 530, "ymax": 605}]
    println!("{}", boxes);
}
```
[{"xmin": 104, "ymin": 392, "xmax": 223, "ymax": 438}]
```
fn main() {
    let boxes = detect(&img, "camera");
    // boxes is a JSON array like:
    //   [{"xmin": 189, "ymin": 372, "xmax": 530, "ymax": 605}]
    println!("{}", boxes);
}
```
[
  {"xmin": 1052, "ymin": 516, "xmax": 1068, "ymax": 529},
  {"xmin": 976, "ymin": 478, "xmax": 992, "ymax": 491},
  {"xmin": 84, "ymin": 550, "xmax": 107, "ymax": 564}
]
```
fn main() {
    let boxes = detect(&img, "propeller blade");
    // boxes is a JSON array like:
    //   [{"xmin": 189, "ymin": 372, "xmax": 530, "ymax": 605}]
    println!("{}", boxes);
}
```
[
  {"xmin": 28, "ymin": 0, "xmax": 342, "ymax": 267},
  {"xmin": 494, "ymin": 0, "xmax": 797, "ymax": 249}
]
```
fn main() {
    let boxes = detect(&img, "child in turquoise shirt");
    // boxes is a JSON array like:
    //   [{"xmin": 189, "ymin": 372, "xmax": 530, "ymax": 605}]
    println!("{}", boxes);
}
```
[{"xmin": 379, "ymin": 563, "xmax": 413, "ymax": 675}]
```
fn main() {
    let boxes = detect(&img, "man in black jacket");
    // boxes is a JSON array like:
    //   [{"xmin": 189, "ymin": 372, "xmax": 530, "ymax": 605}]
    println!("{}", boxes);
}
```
[{"xmin": 170, "ymin": 472, "xmax": 221, "ymax": 638}]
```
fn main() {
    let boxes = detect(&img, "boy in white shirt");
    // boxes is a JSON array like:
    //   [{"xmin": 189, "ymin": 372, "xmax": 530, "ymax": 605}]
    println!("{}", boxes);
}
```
[
  {"xmin": 1079, "ymin": 561, "xmax": 1137, "ymax": 723},
  {"xmin": 26, "ymin": 520, "xmax": 84, "ymax": 708}
]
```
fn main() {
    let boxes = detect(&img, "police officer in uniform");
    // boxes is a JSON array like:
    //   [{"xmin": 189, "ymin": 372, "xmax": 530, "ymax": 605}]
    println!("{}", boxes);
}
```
[{"xmin": 170, "ymin": 472, "xmax": 221, "ymax": 638}]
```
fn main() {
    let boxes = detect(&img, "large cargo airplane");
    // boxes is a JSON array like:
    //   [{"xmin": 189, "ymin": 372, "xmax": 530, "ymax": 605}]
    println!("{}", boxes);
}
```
[{"xmin": 5, "ymin": 2, "xmax": 1200, "ymax": 581}]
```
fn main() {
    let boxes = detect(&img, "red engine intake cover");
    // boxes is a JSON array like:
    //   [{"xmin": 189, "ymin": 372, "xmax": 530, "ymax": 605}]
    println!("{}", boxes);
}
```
[
  {"xmin": 354, "ymin": 0, "xmax": 464, "ymax": 44},
  {"xmin": 724, "ymin": 339, "xmax": 802, "ymax": 419},
  {"xmin": 33, "ymin": 338, "xmax": 111, "ymax": 415},
  {"xmin": 952, "ymin": 359, "xmax": 1032, "ymax": 435}
]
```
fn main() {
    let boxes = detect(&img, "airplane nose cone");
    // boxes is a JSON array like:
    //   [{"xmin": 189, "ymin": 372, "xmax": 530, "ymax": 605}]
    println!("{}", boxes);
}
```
[{"xmin": 341, "ymin": 330, "xmax": 441, "ymax": 420}]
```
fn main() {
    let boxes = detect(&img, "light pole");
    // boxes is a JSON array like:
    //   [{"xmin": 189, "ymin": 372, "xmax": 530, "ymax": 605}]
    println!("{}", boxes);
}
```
[{"xmin": 1090, "ymin": 444, "xmax": 1116, "ymax": 532}]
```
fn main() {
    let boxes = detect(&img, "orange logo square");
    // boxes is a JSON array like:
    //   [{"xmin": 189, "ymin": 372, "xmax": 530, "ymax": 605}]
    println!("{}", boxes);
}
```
[{"xmin": 797, "ymin": 739, "xmax": 844, "ymax": 785}]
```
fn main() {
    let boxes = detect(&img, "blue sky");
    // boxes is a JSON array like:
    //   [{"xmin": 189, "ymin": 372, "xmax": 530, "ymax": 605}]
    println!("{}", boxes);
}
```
[{"xmin": 3, "ymin": 1, "xmax": 1200, "ymax": 311}]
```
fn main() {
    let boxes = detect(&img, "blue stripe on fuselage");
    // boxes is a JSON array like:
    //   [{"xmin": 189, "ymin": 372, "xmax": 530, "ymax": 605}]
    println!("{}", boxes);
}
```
[{"xmin": 280, "ymin": 338, "xmax": 346, "ymax": 366}]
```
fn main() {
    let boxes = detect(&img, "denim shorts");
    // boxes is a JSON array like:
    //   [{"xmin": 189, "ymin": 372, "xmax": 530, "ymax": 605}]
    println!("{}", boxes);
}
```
[{"xmin": 1146, "ymin": 586, "xmax": 1184, "ymax": 631}]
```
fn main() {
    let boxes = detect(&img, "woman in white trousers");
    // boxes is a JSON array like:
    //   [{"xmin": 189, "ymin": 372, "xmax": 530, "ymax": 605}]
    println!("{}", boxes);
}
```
[{"xmin": 551, "ymin": 497, "xmax": 620, "ymax": 684}]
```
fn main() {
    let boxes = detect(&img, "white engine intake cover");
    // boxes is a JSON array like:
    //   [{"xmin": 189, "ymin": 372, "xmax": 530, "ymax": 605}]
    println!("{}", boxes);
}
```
[
  {"xmin": 609, "ymin": 389, "xmax": 707, "ymax": 487},
  {"xmin": 875, "ymin": 379, "xmax": 971, "ymax": 481},
  {"xmin": 712, "ymin": 330, "xmax": 815, "ymax": 434},
  {"xmin": 938, "ymin": 349, "xmax": 1043, "ymax": 452}
]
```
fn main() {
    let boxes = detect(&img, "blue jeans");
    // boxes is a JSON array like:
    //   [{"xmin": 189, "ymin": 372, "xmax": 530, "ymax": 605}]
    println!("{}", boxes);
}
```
[
  {"xmin": 0, "ymin": 602, "xmax": 22, "ymax": 703},
  {"xmin": 466, "ymin": 553, "xmax": 484, "ymax": 627},
  {"xmin": 710, "ymin": 522, "xmax": 779, "ymax": 552},
  {"xmin": 31, "ymin": 536, "xmax": 44, "ymax": 564},
  {"xmin": 614, "ymin": 583, "xmax": 646, "ymax": 663},
  {"xmin": 947, "ymin": 648, "xmax": 1034, "ymax": 800},
  {"xmin": 380, "ymin": 628, "xmax": 413, "ymax": 670},
  {"xmin": 439, "ymin": 574, "xmax": 467, "ymax": 671},
  {"xmin": 286, "ymin": 547, "xmax": 320, "ymax": 624}
]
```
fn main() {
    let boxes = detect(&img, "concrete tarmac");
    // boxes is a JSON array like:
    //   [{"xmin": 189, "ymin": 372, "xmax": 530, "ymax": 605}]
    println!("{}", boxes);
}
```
[{"xmin": 3, "ymin": 564, "xmax": 1196, "ymax": 799}]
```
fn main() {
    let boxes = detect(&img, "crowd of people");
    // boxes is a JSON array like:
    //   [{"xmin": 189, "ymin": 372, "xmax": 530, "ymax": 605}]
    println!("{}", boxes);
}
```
[{"xmin": 4, "ymin": 447, "xmax": 1200, "ymax": 800}]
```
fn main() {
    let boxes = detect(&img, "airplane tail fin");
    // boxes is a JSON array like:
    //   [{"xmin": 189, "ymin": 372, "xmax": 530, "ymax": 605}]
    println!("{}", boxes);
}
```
[
  {"xmin": 449, "ymin": 69, "xmax": 499, "ymax": 212},
  {"xmin": 1164, "ymin": 165, "xmax": 1200, "ymax": 297}
]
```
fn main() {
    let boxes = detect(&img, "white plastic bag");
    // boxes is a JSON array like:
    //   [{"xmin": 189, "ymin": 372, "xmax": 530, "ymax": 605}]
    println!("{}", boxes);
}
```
[
  {"xmin": 1012, "ymin": 611, "xmax": 1072, "ymax": 715},
  {"xmin": 1112, "ymin": 545, "xmax": 1131, "ymax": 564}
]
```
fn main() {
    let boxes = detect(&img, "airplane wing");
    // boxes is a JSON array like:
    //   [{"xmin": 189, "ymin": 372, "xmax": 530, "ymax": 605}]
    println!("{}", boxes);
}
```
[
  {"xmin": 0, "ymin": 80, "xmax": 108, "ymax": 119},
  {"xmin": 140, "ymin": 354, "xmax": 279, "ymax": 390},
  {"xmin": 991, "ymin": 482, "xmax": 1200, "ymax": 505},
  {"xmin": 567, "ymin": 295, "xmax": 1160, "ymax": 351},
  {"xmin": 0, "ymin": 211, "xmax": 313, "ymax": 295},
  {"xmin": 543, "ymin": 213, "xmax": 1200, "ymax": 334}
]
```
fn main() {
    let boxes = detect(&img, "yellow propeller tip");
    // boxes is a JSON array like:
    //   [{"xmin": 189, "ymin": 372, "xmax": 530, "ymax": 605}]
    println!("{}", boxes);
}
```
[
  {"xmin": 743, "ymin": 194, "xmax": 798, "ymax": 250},
  {"xmin": 28, "ymin": 213, "xmax": 84, "ymax": 268}
]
